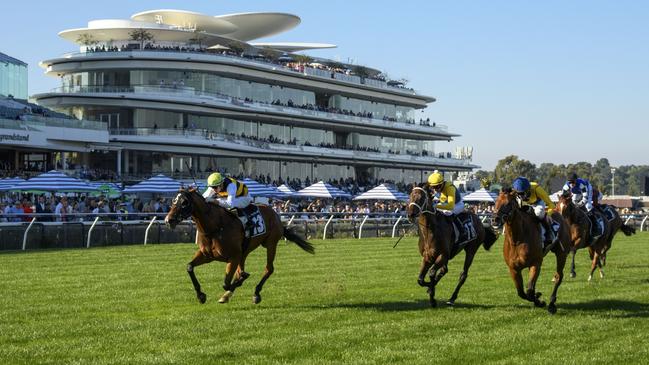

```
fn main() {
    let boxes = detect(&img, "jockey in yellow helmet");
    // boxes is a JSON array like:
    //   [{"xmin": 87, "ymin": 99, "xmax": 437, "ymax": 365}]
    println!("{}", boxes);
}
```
[
  {"xmin": 203, "ymin": 173, "xmax": 255, "ymax": 237},
  {"xmin": 427, "ymin": 171, "xmax": 464, "ymax": 216}
]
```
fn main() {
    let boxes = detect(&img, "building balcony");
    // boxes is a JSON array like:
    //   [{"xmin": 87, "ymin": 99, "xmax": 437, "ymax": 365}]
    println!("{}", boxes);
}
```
[
  {"xmin": 108, "ymin": 127, "xmax": 476, "ymax": 170},
  {"xmin": 39, "ymin": 85, "xmax": 456, "ymax": 140}
]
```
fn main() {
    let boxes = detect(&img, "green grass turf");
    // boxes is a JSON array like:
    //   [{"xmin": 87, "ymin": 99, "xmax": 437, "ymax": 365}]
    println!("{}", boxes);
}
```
[{"xmin": 1, "ymin": 233, "xmax": 648, "ymax": 364}]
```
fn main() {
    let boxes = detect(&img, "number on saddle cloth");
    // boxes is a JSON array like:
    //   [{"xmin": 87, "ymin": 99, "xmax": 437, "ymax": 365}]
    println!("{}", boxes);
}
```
[{"xmin": 245, "ymin": 205, "xmax": 266, "ymax": 238}]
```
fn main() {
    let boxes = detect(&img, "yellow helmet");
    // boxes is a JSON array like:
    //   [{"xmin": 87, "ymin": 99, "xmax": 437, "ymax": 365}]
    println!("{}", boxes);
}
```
[
  {"xmin": 428, "ymin": 171, "xmax": 444, "ymax": 186},
  {"xmin": 207, "ymin": 172, "xmax": 224, "ymax": 187}
]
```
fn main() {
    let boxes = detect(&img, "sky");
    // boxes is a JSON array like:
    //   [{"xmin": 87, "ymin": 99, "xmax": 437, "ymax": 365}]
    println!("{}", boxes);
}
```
[{"xmin": 2, "ymin": 0, "xmax": 648, "ymax": 170}]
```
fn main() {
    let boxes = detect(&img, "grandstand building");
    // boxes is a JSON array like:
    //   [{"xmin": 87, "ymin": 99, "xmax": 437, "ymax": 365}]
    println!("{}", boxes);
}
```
[{"xmin": 29, "ymin": 9, "xmax": 476, "ymax": 183}]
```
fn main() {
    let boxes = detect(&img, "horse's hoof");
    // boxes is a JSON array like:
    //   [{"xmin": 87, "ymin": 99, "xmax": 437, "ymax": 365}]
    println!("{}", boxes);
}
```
[
  {"xmin": 535, "ymin": 300, "xmax": 546, "ymax": 308},
  {"xmin": 536, "ymin": 292, "xmax": 542, "ymax": 299},
  {"xmin": 218, "ymin": 291, "xmax": 233, "ymax": 304},
  {"xmin": 570, "ymin": 272, "xmax": 576, "ymax": 279},
  {"xmin": 599, "ymin": 271, "xmax": 605, "ymax": 279},
  {"xmin": 252, "ymin": 294, "xmax": 261, "ymax": 304},
  {"xmin": 197, "ymin": 292, "xmax": 207, "ymax": 304},
  {"xmin": 446, "ymin": 300, "xmax": 455, "ymax": 307},
  {"xmin": 429, "ymin": 297, "xmax": 437, "ymax": 308},
  {"xmin": 548, "ymin": 303, "xmax": 557, "ymax": 314},
  {"xmin": 588, "ymin": 275, "xmax": 593, "ymax": 282}
]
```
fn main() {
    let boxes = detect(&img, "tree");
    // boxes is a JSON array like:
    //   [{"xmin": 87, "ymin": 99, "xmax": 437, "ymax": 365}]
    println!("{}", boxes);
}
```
[
  {"xmin": 188, "ymin": 33, "xmax": 208, "ymax": 50},
  {"xmin": 592, "ymin": 158, "xmax": 611, "ymax": 193},
  {"xmin": 76, "ymin": 33, "xmax": 97, "ymax": 48},
  {"xmin": 493, "ymin": 155, "xmax": 537, "ymax": 187},
  {"xmin": 227, "ymin": 42, "xmax": 245, "ymax": 56},
  {"xmin": 129, "ymin": 29, "xmax": 154, "ymax": 50},
  {"xmin": 292, "ymin": 54, "xmax": 313, "ymax": 64},
  {"xmin": 259, "ymin": 48, "xmax": 278, "ymax": 62}
]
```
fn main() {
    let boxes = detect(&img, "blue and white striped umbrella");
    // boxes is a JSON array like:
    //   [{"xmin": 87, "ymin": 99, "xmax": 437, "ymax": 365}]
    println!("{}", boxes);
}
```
[
  {"xmin": 267, "ymin": 184, "xmax": 293, "ymax": 198},
  {"xmin": 276, "ymin": 184, "xmax": 296, "ymax": 195},
  {"xmin": 0, "ymin": 177, "xmax": 26, "ymax": 191},
  {"xmin": 123, "ymin": 174, "xmax": 182, "ymax": 194},
  {"xmin": 462, "ymin": 188, "xmax": 498, "ymax": 202},
  {"xmin": 293, "ymin": 181, "xmax": 352, "ymax": 199},
  {"xmin": 240, "ymin": 178, "xmax": 276, "ymax": 197},
  {"xmin": 8, "ymin": 171, "xmax": 95, "ymax": 192},
  {"xmin": 353, "ymin": 184, "xmax": 409, "ymax": 201}
]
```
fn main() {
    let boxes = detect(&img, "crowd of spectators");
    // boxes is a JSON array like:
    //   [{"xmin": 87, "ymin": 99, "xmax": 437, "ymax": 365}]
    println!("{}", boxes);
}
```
[{"xmin": 0, "ymin": 194, "xmax": 172, "ymax": 222}]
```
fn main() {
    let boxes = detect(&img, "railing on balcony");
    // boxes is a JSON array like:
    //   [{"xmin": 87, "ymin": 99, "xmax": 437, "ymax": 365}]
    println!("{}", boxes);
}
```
[
  {"xmin": 51, "ymin": 85, "xmax": 450, "ymax": 135},
  {"xmin": 108, "ymin": 127, "xmax": 472, "ymax": 166},
  {"xmin": 58, "ymin": 50, "xmax": 421, "ymax": 96}
]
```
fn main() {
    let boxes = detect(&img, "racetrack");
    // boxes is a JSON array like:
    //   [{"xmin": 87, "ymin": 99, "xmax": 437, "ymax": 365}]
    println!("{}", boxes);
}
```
[{"xmin": 1, "ymin": 233, "xmax": 648, "ymax": 364}]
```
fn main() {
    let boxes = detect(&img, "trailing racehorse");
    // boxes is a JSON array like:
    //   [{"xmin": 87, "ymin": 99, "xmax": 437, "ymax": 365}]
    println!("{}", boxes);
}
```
[
  {"xmin": 407, "ymin": 185, "xmax": 498, "ymax": 307},
  {"xmin": 492, "ymin": 189, "xmax": 571, "ymax": 314},
  {"xmin": 165, "ymin": 188, "xmax": 314, "ymax": 304},
  {"xmin": 557, "ymin": 192, "xmax": 635, "ymax": 281}
]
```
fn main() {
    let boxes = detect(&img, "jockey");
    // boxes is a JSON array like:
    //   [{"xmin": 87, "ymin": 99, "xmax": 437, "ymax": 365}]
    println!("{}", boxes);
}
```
[
  {"xmin": 203, "ymin": 172, "xmax": 254, "ymax": 235},
  {"xmin": 427, "ymin": 171, "xmax": 464, "ymax": 216},
  {"xmin": 512, "ymin": 177, "xmax": 557, "ymax": 247},
  {"xmin": 562, "ymin": 173, "xmax": 594, "ymax": 211}
]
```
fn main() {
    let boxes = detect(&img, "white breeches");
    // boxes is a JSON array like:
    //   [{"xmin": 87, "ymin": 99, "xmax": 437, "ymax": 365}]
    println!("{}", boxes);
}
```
[
  {"xmin": 533, "ymin": 201, "xmax": 547, "ymax": 219},
  {"xmin": 218, "ymin": 195, "xmax": 252, "ymax": 209},
  {"xmin": 440, "ymin": 201, "xmax": 465, "ymax": 216}
]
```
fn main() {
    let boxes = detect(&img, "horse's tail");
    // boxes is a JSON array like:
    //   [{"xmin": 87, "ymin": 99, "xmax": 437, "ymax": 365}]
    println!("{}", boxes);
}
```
[
  {"xmin": 620, "ymin": 223, "xmax": 636, "ymax": 236},
  {"xmin": 482, "ymin": 224, "xmax": 498, "ymax": 251},
  {"xmin": 283, "ymin": 226, "xmax": 315, "ymax": 254}
]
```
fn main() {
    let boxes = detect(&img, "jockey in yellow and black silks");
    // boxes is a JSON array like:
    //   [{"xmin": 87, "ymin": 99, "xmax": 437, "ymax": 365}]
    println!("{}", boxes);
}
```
[
  {"xmin": 427, "ymin": 171, "xmax": 464, "ymax": 216},
  {"xmin": 203, "ymin": 173, "xmax": 252, "ymax": 209}
]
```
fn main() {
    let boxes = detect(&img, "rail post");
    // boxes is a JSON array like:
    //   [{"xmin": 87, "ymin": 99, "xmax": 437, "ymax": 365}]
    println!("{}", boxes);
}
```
[
  {"xmin": 358, "ymin": 215, "xmax": 370, "ymax": 239},
  {"xmin": 287, "ymin": 215, "xmax": 296, "ymax": 226},
  {"xmin": 322, "ymin": 215, "xmax": 334, "ymax": 240},
  {"xmin": 144, "ymin": 216, "xmax": 157, "ymax": 245},
  {"xmin": 392, "ymin": 216, "xmax": 403, "ymax": 238},
  {"xmin": 22, "ymin": 217, "xmax": 37, "ymax": 251},
  {"xmin": 86, "ymin": 216, "xmax": 100, "ymax": 248},
  {"xmin": 641, "ymin": 215, "xmax": 649, "ymax": 231}
]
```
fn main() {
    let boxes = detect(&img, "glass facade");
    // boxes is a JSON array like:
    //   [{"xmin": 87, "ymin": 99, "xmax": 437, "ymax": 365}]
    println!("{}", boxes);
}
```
[
  {"xmin": 0, "ymin": 57, "xmax": 27, "ymax": 99},
  {"xmin": 61, "ymin": 70, "xmax": 416, "ymax": 122},
  {"xmin": 330, "ymin": 95, "xmax": 414, "ymax": 122}
]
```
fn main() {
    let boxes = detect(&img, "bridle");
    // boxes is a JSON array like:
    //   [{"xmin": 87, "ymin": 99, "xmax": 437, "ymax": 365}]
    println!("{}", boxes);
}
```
[
  {"xmin": 169, "ymin": 190, "xmax": 194, "ymax": 223},
  {"xmin": 408, "ymin": 186, "xmax": 437, "ymax": 217},
  {"xmin": 493, "ymin": 192, "xmax": 521, "ymax": 228}
]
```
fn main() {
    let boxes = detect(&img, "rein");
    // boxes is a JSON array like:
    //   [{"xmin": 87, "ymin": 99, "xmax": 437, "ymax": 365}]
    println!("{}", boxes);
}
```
[{"xmin": 408, "ymin": 186, "xmax": 437, "ymax": 216}]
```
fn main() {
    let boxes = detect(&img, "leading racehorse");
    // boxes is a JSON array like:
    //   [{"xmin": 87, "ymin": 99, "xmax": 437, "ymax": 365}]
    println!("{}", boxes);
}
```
[
  {"xmin": 492, "ymin": 188, "xmax": 571, "ymax": 314},
  {"xmin": 165, "ymin": 188, "xmax": 314, "ymax": 304},
  {"xmin": 407, "ymin": 185, "xmax": 498, "ymax": 307},
  {"xmin": 557, "ymin": 191, "xmax": 635, "ymax": 281}
]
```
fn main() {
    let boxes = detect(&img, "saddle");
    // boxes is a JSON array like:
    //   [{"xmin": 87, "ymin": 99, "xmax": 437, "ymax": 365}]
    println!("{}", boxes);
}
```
[
  {"xmin": 449, "ymin": 212, "xmax": 477, "ymax": 257},
  {"xmin": 600, "ymin": 204, "xmax": 617, "ymax": 221}
]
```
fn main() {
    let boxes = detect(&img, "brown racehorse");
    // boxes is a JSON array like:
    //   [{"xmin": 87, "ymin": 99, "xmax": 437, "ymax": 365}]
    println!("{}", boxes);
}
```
[
  {"xmin": 164, "ymin": 188, "xmax": 314, "ymax": 304},
  {"xmin": 492, "ymin": 189, "xmax": 571, "ymax": 314},
  {"xmin": 407, "ymin": 185, "xmax": 498, "ymax": 307},
  {"xmin": 557, "ymin": 192, "xmax": 635, "ymax": 281}
]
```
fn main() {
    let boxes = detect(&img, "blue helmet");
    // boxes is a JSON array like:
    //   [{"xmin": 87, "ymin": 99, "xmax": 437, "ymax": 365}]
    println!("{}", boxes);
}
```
[{"xmin": 512, "ymin": 177, "xmax": 531, "ymax": 193}]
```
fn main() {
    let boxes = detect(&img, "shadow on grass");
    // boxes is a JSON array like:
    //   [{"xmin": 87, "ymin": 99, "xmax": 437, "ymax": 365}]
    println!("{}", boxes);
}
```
[
  {"xmin": 304, "ymin": 300, "xmax": 496, "ymax": 312},
  {"xmin": 561, "ymin": 299, "xmax": 649, "ymax": 318}
]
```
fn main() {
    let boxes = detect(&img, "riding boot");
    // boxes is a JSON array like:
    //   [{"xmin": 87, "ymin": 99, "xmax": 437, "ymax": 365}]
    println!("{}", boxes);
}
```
[
  {"xmin": 588, "ymin": 211, "xmax": 602, "ymax": 244},
  {"xmin": 540, "ymin": 218, "xmax": 554, "ymax": 250}
]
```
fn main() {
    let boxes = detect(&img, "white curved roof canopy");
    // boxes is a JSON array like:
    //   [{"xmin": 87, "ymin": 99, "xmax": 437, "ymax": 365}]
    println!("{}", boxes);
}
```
[
  {"xmin": 214, "ymin": 12, "xmax": 301, "ymax": 41},
  {"xmin": 58, "ymin": 10, "xmax": 335, "ymax": 51},
  {"xmin": 251, "ymin": 42, "xmax": 337, "ymax": 52}
]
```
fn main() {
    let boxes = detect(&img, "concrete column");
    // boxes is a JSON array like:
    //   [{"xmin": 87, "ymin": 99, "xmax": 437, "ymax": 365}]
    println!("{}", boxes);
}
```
[
  {"xmin": 116, "ymin": 150, "xmax": 122, "ymax": 178},
  {"xmin": 123, "ymin": 150, "xmax": 130, "ymax": 175},
  {"xmin": 61, "ymin": 152, "xmax": 67, "ymax": 170}
]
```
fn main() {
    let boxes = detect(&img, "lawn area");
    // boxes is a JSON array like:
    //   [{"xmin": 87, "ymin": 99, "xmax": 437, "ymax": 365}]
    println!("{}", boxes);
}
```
[{"xmin": 1, "ymin": 233, "xmax": 648, "ymax": 364}]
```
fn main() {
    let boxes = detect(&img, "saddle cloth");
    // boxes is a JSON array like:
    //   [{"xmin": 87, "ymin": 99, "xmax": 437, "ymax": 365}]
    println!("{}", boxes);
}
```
[
  {"xmin": 587, "ymin": 212, "xmax": 605, "ymax": 244},
  {"xmin": 538, "ymin": 218, "xmax": 561, "ymax": 246},
  {"xmin": 230, "ymin": 204, "xmax": 267, "ymax": 238},
  {"xmin": 601, "ymin": 205, "xmax": 617, "ymax": 222},
  {"xmin": 450, "ymin": 212, "xmax": 477, "ymax": 256}
]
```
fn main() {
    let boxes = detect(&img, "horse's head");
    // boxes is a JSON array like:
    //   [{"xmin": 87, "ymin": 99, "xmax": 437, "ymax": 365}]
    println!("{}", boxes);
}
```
[
  {"xmin": 492, "ymin": 187, "xmax": 520, "ymax": 229},
  {"xmin": 165, "ymin": 189, "xmax": 198, "ymax": 229},
  {"xmin": 407, "ymin": 183, "xmax": 434, "ymax": 222},
  {"xmin": 557, "ymin": 190, "xmax": 574, "ymax": 216}
]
